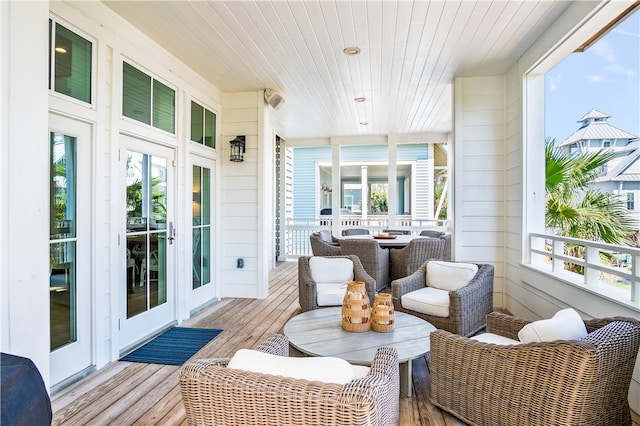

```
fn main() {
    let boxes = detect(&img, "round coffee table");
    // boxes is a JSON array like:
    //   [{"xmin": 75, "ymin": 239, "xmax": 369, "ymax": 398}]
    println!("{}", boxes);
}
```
[{"xmin": 283, "ymin": 306, "xmax": 436, "ymax": 397}]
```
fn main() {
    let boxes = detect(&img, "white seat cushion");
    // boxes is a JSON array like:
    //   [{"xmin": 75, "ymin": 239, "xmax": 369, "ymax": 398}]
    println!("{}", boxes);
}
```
[
  {"xmin": 471, "ymin": 333, "xmax": 520, "ymax": 345},
  {"xmin": 228, "ymin": 349, "xmax": 358, "ymax": 384},
  {"xmin": 316, "ymin": 283, "xmax": 347, "ymax": 306},
  {"xmin": 518, "ymin": 308, "xmax": 588, "ymax": 343},
  {"xmin": 309, "ymin": 257, "xmax": 354, "ymax": 306},
  {"xmin": 426, "ymin": 261, "xmax": 478, "ymax": 291},
  {"xmin": 401, "ymin": 287, "xmax": 450, "ymax": 317}
]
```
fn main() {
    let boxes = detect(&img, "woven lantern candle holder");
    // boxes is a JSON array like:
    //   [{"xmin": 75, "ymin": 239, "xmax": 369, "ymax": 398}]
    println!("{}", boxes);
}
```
[
  {"xmin": 371, "ymin": 293, "xmax": 395, "ymax": 332},
  {"xmin": 341, "ymin": 281, "xmax": 371, "ymax": 332}
]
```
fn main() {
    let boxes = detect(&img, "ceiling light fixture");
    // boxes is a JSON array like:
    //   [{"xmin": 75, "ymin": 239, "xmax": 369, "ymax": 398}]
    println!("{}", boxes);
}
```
[
  {"xmin": 343, "ymin": 47, "xmax": 360, "ymax": 55},
  {"xmin": 360, "ymin": 122, "xmax": 368, "ymax": 126},
  {"xmin": 354, "ymin": 97, "xmax": 366, "ymax": 102},
  {"xmin": 55, "ymin": 47, "xmax": 67, "ymax": 54}
]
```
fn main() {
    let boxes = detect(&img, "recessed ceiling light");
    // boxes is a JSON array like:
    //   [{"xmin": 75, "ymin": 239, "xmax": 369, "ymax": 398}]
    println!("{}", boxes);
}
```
[
  {"xmin": 360, "ymin": 121, "xmax": 368, "ymax": 126},
  {"xmin": 55, "ymin": 47, "xmax": 67, "ymax": 54},
  {"xmin": 354, "ymin": 97, "xmax": 366, "ymax": 102},
  {"xmin": 343, "ymin": 47, "xmax": 361, "ymax": 55}
]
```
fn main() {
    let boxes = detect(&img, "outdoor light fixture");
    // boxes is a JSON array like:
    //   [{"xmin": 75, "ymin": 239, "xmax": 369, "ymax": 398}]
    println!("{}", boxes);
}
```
[{"xmin": 229, "ymin": 136, "xmax": 246, "ymax": 162}]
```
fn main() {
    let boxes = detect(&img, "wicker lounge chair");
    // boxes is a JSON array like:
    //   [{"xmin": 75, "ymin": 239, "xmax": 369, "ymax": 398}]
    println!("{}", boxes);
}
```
[
  {"xmin": 340, "ymin": 238, "xmax": 390, "ymax": 291},
  {"xmin": 391, "ymin": 261, "xmax": 494, "ymax": 337},
  {"xmin": 310, "ymin": 230, "xmax": 342, "ymax": 256},
  {"xmin": 382, "ymin": 229, "xmax": 411, "ymax": 235},
  {"xmin": 429, "ymin": 312, "xmax": 640, "ymax": 426},
  {"xmin": 298, "ymin": 255, "xmax": 376, "ymax": 312},
  {"xmin": 389, "ymin": 237, "xmax": 446, "ymax": 280},
  {"xmin": 179, "ymin": 334, "xmax": 400, "ymax": 426}
]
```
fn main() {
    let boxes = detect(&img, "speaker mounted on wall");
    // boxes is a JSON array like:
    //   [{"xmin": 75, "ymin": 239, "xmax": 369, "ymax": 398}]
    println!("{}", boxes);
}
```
[{"xmin": 264, "ymin": 88, "xmax": 285, "ymax": 110}]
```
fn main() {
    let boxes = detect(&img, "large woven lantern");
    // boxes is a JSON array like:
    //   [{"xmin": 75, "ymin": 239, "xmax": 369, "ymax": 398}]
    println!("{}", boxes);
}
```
[
  {"xmin": 371, "ymin": 293, "xmax": 395, "ymax": 332},
  {"xmin": 341, "ymin": 281, "xmax": 371, "ymax": 332}
]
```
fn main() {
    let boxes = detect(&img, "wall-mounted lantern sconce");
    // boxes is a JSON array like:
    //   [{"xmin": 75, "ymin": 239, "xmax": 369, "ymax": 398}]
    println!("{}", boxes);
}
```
[{"xmin": 229, "ymin": 136, "xmax": 246, "ymax": 162}]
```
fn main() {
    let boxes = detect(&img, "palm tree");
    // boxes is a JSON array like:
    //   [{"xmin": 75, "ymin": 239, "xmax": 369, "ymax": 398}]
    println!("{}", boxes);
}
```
[{"xmin": 545, "ymin": 138, "xmax": 636, "ymax": 272}]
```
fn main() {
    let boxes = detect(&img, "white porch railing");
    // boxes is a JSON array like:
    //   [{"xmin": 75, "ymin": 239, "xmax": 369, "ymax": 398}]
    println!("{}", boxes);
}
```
[
  {"xmin": 529, "ymin": 233, "xmax": 640, "ymax": 306},
  {"xmin": 283, "ymin": 216, "xmax": 448, "ymax": 258}
]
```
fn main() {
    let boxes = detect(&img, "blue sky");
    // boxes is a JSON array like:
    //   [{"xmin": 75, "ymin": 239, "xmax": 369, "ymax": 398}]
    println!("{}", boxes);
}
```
[{"xmin": 545, "ymin": 10, "xmax": 639, "ymax": 143}]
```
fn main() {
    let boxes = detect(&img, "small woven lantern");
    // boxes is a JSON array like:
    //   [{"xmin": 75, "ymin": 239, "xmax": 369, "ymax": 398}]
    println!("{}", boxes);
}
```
[
  {"xmin": 341, "ymin": 281, "xmax": 371, "ymax": 332},
  {"xmin": 371, "ymin": 293, "xmax": 395, "ymax": 332}
]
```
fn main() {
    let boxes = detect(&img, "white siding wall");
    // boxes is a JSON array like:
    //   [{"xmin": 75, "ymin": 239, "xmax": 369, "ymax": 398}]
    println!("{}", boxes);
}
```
[
  {"xmin": 0, "ymin": 1, "xmax": 51, "ymax": 382},
  {"xmin": 220, "ymin": 92, "xmax": 269, "ymax": 299},
  {"xmin": 453, "ymin": 76, "xmax": 506, "ymax": 309}
]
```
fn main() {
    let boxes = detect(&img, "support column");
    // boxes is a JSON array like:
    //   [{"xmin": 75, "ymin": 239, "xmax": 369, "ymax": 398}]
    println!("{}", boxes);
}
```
[
  {"xmin": 361, "ymin": 166, "xmax": 368, "ymax": 221},
  {"xmin": 388, "ymin": 135, "xmax": 398, "ymax": 228}
]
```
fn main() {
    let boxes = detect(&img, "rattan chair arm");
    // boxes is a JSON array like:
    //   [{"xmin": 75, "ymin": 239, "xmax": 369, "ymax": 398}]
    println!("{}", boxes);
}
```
[
  {"xmin": 255, "ymin": 333, "xmax": 289, "ymax": 356},
  {"xmin": 485, "ymin": 311, "xmax": 531, "ymax": 339},
  {"xmin": 390, "ymin": 264, "xmax": 427, "ymax": 302}
]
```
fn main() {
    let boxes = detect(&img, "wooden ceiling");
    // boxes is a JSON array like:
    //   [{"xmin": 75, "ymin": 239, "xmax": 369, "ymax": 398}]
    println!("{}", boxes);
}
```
[{"xmin": 102, "ymin": 1, "xmax": 571, "ymax": 139}]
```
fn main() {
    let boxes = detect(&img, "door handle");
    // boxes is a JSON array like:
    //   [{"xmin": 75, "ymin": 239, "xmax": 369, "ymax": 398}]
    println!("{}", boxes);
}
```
[{"xmin": 168, "ymin": 222, "xmax": 175, "ymax": 245}]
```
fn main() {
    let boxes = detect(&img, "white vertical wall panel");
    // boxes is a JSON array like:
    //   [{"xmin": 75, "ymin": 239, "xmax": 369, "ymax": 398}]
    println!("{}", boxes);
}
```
[
  {"xmin": 220, "ymin": 92, "xmax": 263, "ymax": 298},
  {"xmin": 454, "ymin": 75, "xmax": 505, "ymax": 309}
]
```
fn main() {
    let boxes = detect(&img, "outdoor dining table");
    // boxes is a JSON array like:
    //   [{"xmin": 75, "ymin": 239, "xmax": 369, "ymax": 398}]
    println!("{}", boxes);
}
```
[{"xmin": 341, "ymin": 233, "xmax": 418, "ymax": 248}]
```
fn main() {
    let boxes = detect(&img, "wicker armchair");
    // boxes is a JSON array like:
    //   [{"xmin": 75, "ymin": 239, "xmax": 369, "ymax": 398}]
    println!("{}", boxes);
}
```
[
  {"xmin": 298, "ymin": 255, "xmax": 376, "ymax": 312},
  {"xmin": 391, "ymin": 261, "xmax": 494, "ymax": 337},
  {"xmin": 180, "ymin": 334, "xmax": 400, "ymax": 426},
  {"xmin": 429, "ymin": 312, "xmax": 640, "ymax": 426},
  {"xmin": 339, "ymin": 239, "xmax": 390, "ymax": 291},
  {"xmin": 389, "ymin": 237, "xmax": 446, "ymax": 280},
  {"xmin": 310, "ymin": 231, "xmax": 342, "ymax": 256}
]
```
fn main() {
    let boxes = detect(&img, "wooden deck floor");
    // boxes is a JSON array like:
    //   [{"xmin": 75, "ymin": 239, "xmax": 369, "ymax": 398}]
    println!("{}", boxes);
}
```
[{"xmin": 50, "ymin": 260, "xmax": 466, "ymax": 425}]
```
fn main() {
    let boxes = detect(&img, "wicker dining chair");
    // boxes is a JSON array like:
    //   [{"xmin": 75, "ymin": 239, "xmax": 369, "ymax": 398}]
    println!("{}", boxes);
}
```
[
  {"xmin": 391, "ymin": 261, "xmax": 494, "ymax": 337},
  {"xmin": 179, "ymin": 334, "xmax": 400, "ymax": 426},
  {"xmin": 429, "ymin": 312, "xmax": 640, "ymax": 426},
  {"xmin": 309, "ymin": 231, "xmax": 342, "ymax": 256},
  {"xmin": 298, "ymin": 255, "xmax": 376, "ymax": 312},
  {"xmin": 339, "ymin": 238, "xmax": 390, "ymax": 291},
  {"xmin": 382, "ymin": 229, "xmax": 411, "ymax": 235},
  {"xmin": 341, "ymin": 228, "xmax": 370, "ymax": 236},
  {"xmin": 389, "ymin": 237, "xmax": 446, "ymax": 280}
]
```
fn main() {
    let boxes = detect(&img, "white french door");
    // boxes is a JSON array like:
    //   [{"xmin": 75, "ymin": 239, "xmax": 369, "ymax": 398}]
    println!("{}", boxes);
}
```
[
  {"xmin": 119, "ymin": 135, "xmax": 176, "ymax": 350},
  {"xmin": 49, "ymin": 114, "xmax": 93, "ymax": 386}
]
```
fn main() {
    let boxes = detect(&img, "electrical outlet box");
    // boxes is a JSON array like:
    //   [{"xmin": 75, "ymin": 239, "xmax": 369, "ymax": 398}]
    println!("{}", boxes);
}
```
[{"xmin": 237, "ymin": 258, "xmax": 244, "ymax": 268}]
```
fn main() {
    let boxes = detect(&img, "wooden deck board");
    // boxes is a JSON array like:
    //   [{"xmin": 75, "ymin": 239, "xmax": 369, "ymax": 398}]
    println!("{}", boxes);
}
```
[{"xmin": 51, "ymin": 260, "xmax": 465, "ymax": 425}]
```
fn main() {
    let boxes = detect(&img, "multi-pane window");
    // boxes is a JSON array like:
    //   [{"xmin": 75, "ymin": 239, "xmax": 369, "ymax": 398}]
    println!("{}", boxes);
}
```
[
  {"xmin": 627, "ymin": 193, "xmax": 634, "ymax": 210},
  {"xmin": 122, "ymin": 62, "xmax": 175, "ymax": 133},
  {"xmin": 192, "ymin": 166, "xmax": 211, "ymax": 289},
  {"xmin": 190, "ymin": 101, "xmax": 216, "ymax": 148},
  {"xmin": 49, "ymin": 20, "xmax": 92, "ymax": 103}
]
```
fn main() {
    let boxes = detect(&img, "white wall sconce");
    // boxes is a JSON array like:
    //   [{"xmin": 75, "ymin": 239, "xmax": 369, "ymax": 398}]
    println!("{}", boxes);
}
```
[{"xmin": 229, "ymin": 136, "xmax": 246, "ymax": 162}]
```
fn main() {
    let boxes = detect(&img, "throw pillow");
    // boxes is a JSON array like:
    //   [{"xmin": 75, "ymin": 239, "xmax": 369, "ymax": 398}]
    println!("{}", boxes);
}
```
[
  {"xmin": 228, "ymin": 349, "xmax": 358, "ymax": 384},
  {"xmin": 518, "ymin": 308, "xmax": 588, "ymax": 343},
  {"xmin": 426, "ymin": 261, "xmax": 478, "ymax": 291}
]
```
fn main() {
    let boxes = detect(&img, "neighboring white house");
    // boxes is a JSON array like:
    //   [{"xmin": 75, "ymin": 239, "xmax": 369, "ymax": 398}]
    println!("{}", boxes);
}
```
[{"xmin": 558, "ymin": 109, "xmax": 640, "ymax": 223}]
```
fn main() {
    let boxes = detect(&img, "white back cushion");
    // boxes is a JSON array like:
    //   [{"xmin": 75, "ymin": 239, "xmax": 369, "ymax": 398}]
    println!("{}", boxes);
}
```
[
  {"xmin": 518, "ymin": 308, "xmax": 588, "ymax": 343},
  {"xmin": 309, "ymin": 257, "xmax": 354, "ymax": 284},
  {"xmin": 228, "ymin": 349, "xmax": 357, "ymax": 384},
  {"xmin": 426, "ymin": 261, "xmax": 478, "ymax": 291}
]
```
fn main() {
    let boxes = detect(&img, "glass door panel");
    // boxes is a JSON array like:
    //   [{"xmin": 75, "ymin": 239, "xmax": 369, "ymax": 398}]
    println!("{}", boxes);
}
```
[
  {"xmin": 50, "ymin": 132, "xmax": 77, "ymax": 350},
  {"xmin": 125, "ymin": 151, "xmax": 167, "ymax": 318}
]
